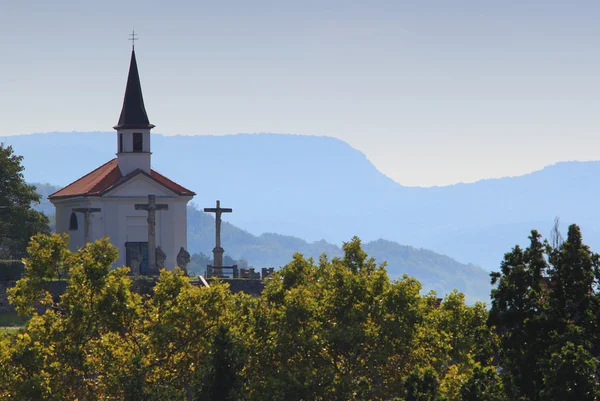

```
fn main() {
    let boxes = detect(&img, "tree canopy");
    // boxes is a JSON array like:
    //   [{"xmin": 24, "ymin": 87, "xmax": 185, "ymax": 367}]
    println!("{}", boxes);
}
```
[
  {"xmin": 1, "ymin": 234, "xmax": 497, "ymax": 400},
  {"xmin": 2, "ymin": 224, "xmax": 600, "ymax": 400},
  {"xmin": 0, "ymin": 144, "xmax": 49, "ymax": 259},
  {"xmin": 490, "ymin": 224, "xmax": 600, "ymax": 401}
]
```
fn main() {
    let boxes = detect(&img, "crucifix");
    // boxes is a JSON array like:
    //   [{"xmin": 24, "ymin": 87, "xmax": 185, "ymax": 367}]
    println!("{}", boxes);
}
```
[
  {"xmin": 204, "ymin": 200, "xmax": 232, "ymax": 267},
  {"xmin": 135, "ymin": 195, "xmax": 168, "ymax": 275},
  {"xmin": 72, "ymin": 207, "xmax": 101, "ymax": 245}
]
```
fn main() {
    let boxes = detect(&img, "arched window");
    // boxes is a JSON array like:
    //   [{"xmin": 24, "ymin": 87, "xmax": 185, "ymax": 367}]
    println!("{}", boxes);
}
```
[{"xmin": 69, "ymin": 212, "xmax": 78, "ymax": 231}]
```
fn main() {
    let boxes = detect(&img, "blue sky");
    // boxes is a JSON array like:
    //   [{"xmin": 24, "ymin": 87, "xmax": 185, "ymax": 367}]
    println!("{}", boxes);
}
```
[{"xmin": 1, "ymin": 1, "xmax": 599, "ymax": 186}]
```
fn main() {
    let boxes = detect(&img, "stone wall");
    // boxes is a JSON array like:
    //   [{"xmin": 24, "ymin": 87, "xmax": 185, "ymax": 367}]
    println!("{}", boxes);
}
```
[{"xmin": 1, "ymin": 277, "xmax": 265, "ymax": 315}]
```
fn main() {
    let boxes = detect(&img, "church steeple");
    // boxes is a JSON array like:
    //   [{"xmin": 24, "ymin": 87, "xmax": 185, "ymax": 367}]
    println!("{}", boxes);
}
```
[
  {"xmin": 114, "ymin": 49, "xmax": 154, "ymax": 130},
  {"xmin": 114, "ymin": 46, "xmax": 154, "ymax": 176}
]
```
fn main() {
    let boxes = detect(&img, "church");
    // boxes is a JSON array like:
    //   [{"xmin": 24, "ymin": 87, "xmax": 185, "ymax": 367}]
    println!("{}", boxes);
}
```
[{"xmin": 49, "ymin": 47, "xmax": 195, "ymax": 273}]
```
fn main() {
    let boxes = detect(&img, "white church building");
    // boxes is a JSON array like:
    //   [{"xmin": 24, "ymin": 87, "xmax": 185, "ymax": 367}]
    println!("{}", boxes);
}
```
[{"xmin": 49, "ymin": 47, "xmax": 195, "ymax": 273}]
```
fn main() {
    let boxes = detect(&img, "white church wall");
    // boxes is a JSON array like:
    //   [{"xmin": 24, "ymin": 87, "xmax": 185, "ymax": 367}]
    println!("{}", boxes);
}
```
[
  {"xmin": 53, "ymin": 198, "xmax": 89, "ymax": 251},
  {"xmin": 51, "ymin": 193, "xmax": 192, "ymax": 272},
  {"xmin": 107, "ymin": 175, "xmax": 175, "ymax": 198},
  {"xmin": 86, "ymin": 199, "xmax": 105, "ymax": 242},
  {"xmin": 100, "ymin": 195, "xmax": 189, "ymax": 271}
]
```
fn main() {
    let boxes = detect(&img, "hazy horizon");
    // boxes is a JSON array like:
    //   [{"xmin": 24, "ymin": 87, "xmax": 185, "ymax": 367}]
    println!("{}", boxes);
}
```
[
  {"xmin": 2, "ymin": 1, "xmax": 599, "ymax": 186},
  {"xmin": 5, "ymin": 130, "xmax": 598, "ymax": 189}
]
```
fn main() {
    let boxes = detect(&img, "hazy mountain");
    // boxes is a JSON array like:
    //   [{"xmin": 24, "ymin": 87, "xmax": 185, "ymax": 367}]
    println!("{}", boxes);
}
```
[
  {"xmin": 188, "ymin": 205, "xmax": 490, "ymax": 302},
  {"xmin": 29, "ymin": 182, "xmax": 491, "ymax": 303},
  {"xmin": 9, "ymin": 131, "xmax": 600, "ymax": 270}
]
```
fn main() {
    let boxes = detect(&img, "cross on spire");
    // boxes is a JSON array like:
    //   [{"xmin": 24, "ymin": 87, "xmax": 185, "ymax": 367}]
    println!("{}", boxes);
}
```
[{"xmin": 129, "ymin": 29, "xmax": 138, "ymax": 49}]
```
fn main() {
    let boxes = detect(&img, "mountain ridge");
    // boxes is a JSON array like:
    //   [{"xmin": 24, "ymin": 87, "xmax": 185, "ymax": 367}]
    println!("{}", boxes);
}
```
[
  {"xmin": 30, "ymin": 183, "xmax": 491, "ymax": 303},
  {"xmin": 9, "ymin": 131, "xmax": 600, "ymax": 271}
]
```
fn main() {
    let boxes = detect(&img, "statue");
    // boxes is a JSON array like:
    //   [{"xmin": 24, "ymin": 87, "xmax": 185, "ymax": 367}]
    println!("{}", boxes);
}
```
[
  {"xmin": 177, "ymin": 247, "xmax": 191, "ymax": 276},
  {"xmin": 130, "ymin": 247, "xmax": 141, "ymax": 278},
  {"xmin": 156, "ymin": 246, "xmax": 166, "ymax": 271}
]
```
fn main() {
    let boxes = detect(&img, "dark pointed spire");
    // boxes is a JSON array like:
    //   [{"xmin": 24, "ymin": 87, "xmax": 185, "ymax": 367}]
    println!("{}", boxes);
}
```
[{"xmin": 114, "ymin": 49, "xmax": 155, "ymax": 130}]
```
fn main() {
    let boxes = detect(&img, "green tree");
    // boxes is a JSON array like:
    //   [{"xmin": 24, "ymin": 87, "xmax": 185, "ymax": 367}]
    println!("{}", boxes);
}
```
[
  {"xmin": 403, "ymin": 367, "xmax": 443, "ymax": 401},
  {"xmin": 193, "ymin": 324, "xmax": 245, "ymax": 401},
  {"xmin": 2, "ymin": 233, "xmax": 250, "ymax": 400},
  {"xmin": 1, "ymin": 233, "xmax": 509, "ymax": 400},
  {"xmin": 541, "ymin": 340, "xmax": 600, "ymax": 401},
  {"xmin": 542, "ymin": 225, "xmax": 600, "ymax": 401},
  {"xmin": 489, "ymin": 230, "xmax": 548, "ymax": 401},
  {"xmin": 460, "ymin": 366, "xmax": 505, "ymax": 401},
  {"xmin": 0, "ymin": 144, "xmax": 49, "ymax": 259},
  {"xmin": 491, "ymin": 224, "xmax": 600, "ymax": 401},
  {"xmin": 546, "ymin": 225, "xmax": 599, "ymax": 330},
  {"xmin": 245, "ymin": 237, "xmax": 410, "ymax": 400},
  {"xmin": 244, "ymin": 237, "xmax": 494, "ymax": 401}
]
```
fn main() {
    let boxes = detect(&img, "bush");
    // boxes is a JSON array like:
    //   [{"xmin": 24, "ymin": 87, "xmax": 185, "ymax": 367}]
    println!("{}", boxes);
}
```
[{"xmin": 0, "ymin": 260, "xmax": 24, "ymax": 281}]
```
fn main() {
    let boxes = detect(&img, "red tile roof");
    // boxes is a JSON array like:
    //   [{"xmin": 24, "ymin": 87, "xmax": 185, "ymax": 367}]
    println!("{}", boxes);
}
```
[{"xmin": 49, "ymin": 158, "xmax": 195, "ymax": 199}]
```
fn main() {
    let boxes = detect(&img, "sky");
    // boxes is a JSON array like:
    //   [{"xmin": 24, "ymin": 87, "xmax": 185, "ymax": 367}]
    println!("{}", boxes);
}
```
[{"xmin": 1, "ymin": 1, "xmax": 599, "ymax": 187}]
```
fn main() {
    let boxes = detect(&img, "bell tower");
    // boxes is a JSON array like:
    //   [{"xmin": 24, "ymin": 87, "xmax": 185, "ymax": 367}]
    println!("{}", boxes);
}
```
[{"xmin": 114, "ymin": 46, "xmax": 154, "ymax": 176}]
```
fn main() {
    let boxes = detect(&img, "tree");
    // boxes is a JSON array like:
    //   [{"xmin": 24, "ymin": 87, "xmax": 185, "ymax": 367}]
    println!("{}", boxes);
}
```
[
  {"xmin": 403, "ymin": 367, "xmax": 442, "ymax": 401},
  {"xmin": 0, "ymin": 143, "xmax": 49, "ymax": 259},
  {"xmin": 542, "ymin": 225, "xmax": 600, "ymax": 401},
  {"xmin": 541, "ymin": 341, "xmax": 600, "ymax": 401},
  {"xmin": 490, "ymin": 224, "xmax": 600, "ymax": 401},
  {"xmin": 460, "ymin": 366, "xmax": 505, "ymax": 401},
  {"xmin": 489, "ymin": 230, "xmax": 548, "ymax": 401},
  {"xmin": 244, "ymin": 237, "xmax": 496, "ymax": 401},
  {"xmin": 2, "ymin": 233, "xmax": 250, "ymax": 400},
  {"xmin": 1, "ymin": 233, "xmax": 509, "ymax": 400}
]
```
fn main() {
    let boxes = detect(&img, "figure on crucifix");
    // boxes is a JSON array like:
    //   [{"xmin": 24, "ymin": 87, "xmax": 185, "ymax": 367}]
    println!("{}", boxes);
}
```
[
  {"xmin": 135, "ymin": 195, "xmax": 168, "ymax": 275},
  {"xmin": 72, "ymin": 206, "xmax": 101, "ymax": 245},
  {"xmin": 204, "ymin": 200, "xmax": 232, "ymax": 268}
]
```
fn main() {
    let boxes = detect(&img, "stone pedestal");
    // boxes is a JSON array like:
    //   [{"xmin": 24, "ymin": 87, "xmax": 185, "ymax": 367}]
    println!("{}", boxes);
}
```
[{"xmin": 212, "ymin": 246, "xmax": 224, "ymax": 268}]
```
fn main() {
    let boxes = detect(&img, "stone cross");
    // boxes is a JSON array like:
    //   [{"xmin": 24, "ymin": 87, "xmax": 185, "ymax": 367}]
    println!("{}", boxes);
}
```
[
  {"xmin": 204, "ymin": 200, "xmax": 232, "ymax": 267},
  {"xmin": 135, "ymin": 195, "xmax": 168, "ymax": 275},
  {"xmin": 72, "ymin": 207, "xmax": 101, "ymax": 245}
]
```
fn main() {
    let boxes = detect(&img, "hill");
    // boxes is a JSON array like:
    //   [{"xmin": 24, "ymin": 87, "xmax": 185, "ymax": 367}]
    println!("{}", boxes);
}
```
[
  {"xmin": 28, "ymin": 183, "xmax": 491, "ymax": 302},
  {"xmin": 10, "ymin": 131, "xmax": 600, "ymax": 270},
  {"xmin": 188, "ymin": 204, "xmax": 490, "ymax": 303}
]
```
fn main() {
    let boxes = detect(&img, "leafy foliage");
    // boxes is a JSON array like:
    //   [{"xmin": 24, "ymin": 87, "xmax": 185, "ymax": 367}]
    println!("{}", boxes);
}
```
[
  {"xmin": 0, "ymin": 234, "xmax": 497, "ymax": 400},
  {"xmin": 0, "ymin": 144, "xmax": 49, "ymax": 259},
  {"xmin": 6, "ymin": 224, "xmax": 599, "ymax": 400},
  {"xmin": 490, "ymin": 224, "xmax": 600, "ymax": 401}
]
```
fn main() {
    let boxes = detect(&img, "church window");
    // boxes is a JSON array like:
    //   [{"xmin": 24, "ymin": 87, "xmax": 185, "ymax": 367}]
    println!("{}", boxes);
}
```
[
  {"xmin": 69, "ymin": 212, "xmax": 78, "ymax": 230},
  {"xmin": 119, "ymin": 133, "xmax": 123, "ymax": 153},
  {"xmin": 133, "ymin": 133, "xmax": 143, "ymax": 152}
]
